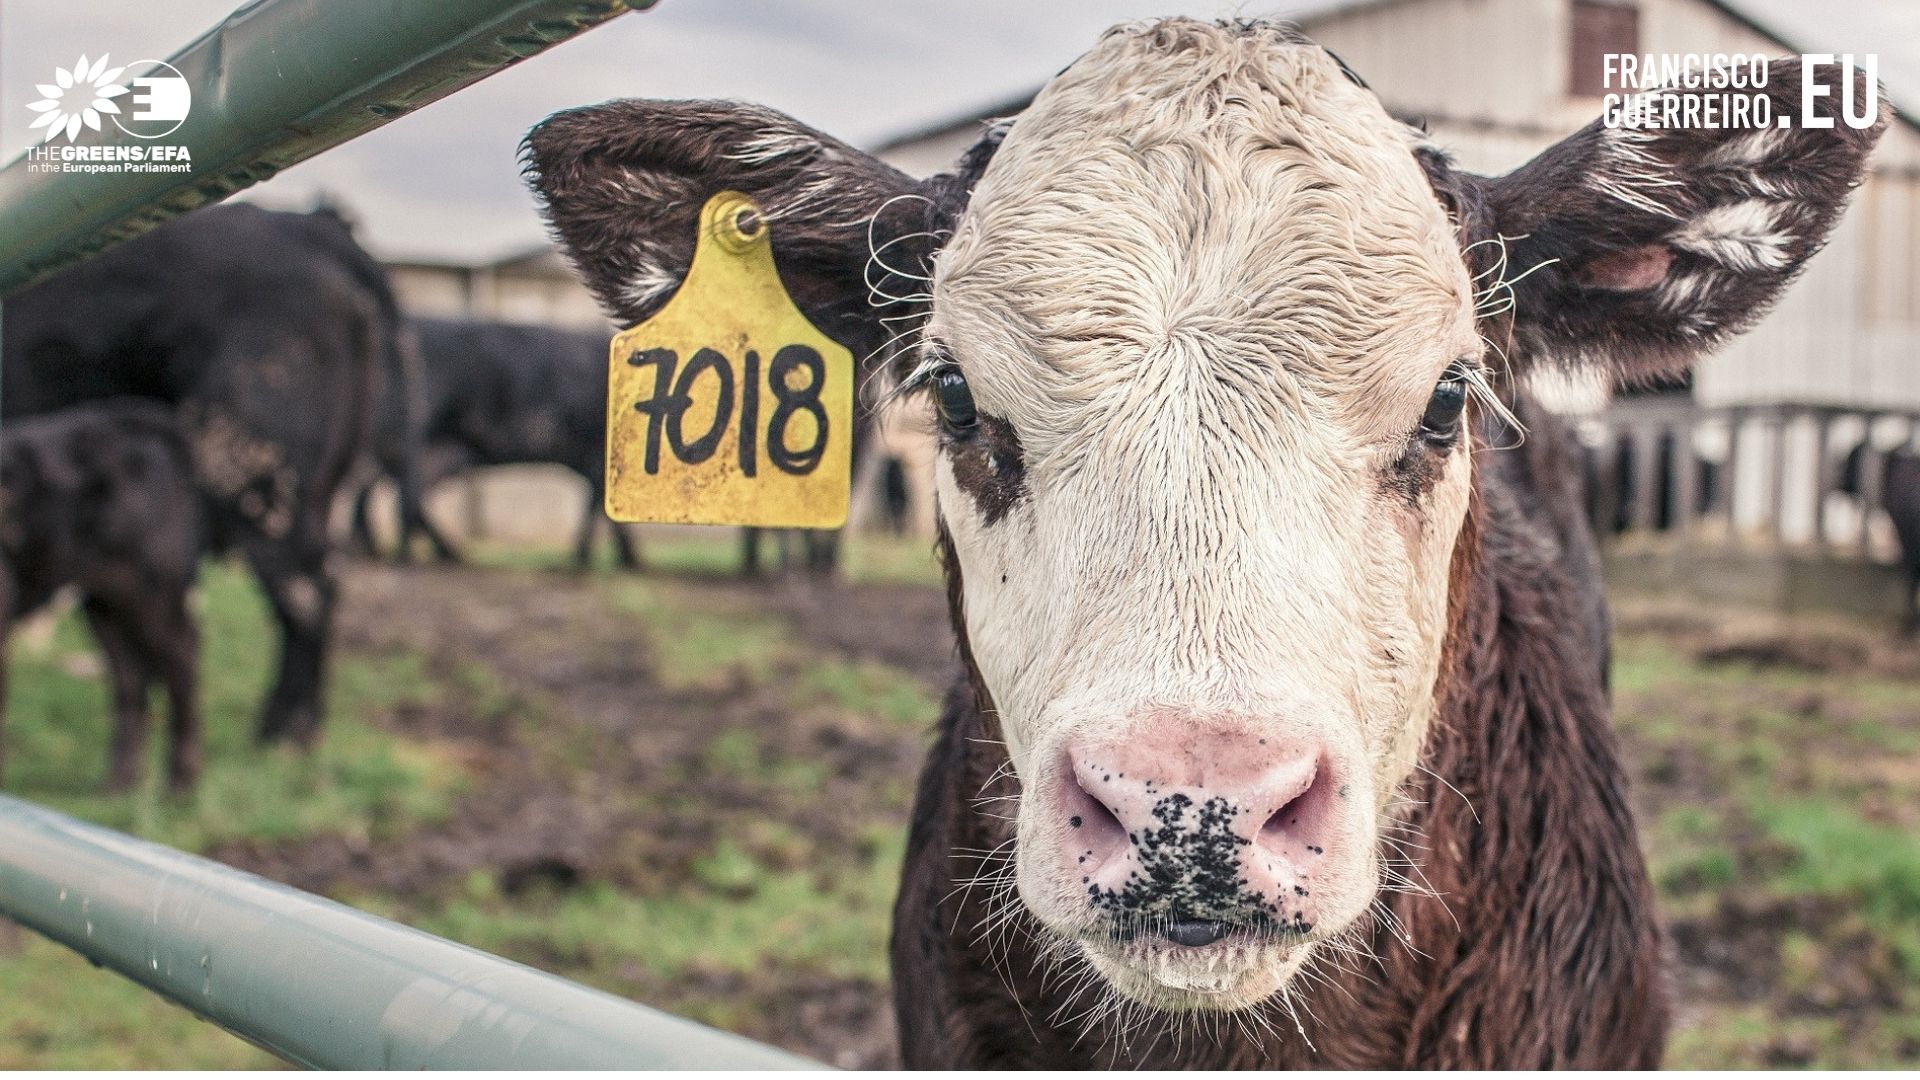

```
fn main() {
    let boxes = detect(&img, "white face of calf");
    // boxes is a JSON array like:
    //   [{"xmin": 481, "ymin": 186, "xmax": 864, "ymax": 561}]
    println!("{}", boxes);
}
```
[
  {"xmin": 921, "ymin": 26, "xmax": 1478, "ymax": 1008},
  {"xmin": 526, "ymin": 17, "xmax": 1883, "ymax": 1019}
]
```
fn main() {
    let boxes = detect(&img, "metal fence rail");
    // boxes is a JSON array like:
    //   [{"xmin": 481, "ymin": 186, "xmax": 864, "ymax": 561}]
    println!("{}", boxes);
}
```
[
  {"xmin": 0, "ymin": 0, "xmax": 649, "ymax": 295},
  {"xmin": 0, "ymin": 794, "xmax": 820, "ymax": 1069}
]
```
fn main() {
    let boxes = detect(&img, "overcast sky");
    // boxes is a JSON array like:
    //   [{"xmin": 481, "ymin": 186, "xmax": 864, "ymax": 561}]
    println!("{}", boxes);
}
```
[{"xmin": 2, "ymin": 0, "xmax": 1914, "ymax": 264}]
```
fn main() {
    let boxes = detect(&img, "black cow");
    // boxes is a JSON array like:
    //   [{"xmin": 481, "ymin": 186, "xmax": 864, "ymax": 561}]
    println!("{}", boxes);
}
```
[
  {"xmin": 0, "ymin": 400, "xmax": 204, "ymax": 791},
  {"xmin": 348, "ymin": 317, "xmax": 639, "ymax": 569},
  {"xmin": 3, "ymin": 203, "xmax": 400, "ymax": 746},
  {"xmin": 1840, "ymin": 442, "xmax": 1920, "ymax": 632}
]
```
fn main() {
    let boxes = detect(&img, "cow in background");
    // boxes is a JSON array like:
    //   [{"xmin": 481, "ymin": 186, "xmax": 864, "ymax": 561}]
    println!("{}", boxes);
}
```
[
  {"xmin": 348, "ymin": 317, "xmax": 640, "ymax": 570},
  {"xmin": 1840, "ymin": 441, "xmax": 1920, "ymax": 633},
  {"xmin": 0, "ymin": 400, "xmax": 204, "ymax": 791},
  {"xmin": 3, "ymin": 203, "xmax": 397, "ymax": 746}
]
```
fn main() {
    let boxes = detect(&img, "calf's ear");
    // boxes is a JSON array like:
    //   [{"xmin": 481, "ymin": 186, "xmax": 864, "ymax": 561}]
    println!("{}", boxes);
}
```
[
  {"xmin": 1458, "ymin": 57, "xmax": 1887, "ymax": 382},
  {"xmin": 521, "ymin": 100, "xmax": 947, "ymax": 362}
]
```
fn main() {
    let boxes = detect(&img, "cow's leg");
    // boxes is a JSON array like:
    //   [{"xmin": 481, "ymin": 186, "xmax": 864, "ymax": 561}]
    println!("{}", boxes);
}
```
[
  {"xmin": 244, "ymin": 537, "xmax": 335, "ymax": 747},
  {"xmin": 610, "ymin": 522, "xmax": 642, "ymax": 570},
  {"xmin": 577, "ymin": 470, "xmax": 643, "ymax": 571},
  {"xmin": 83, "ymin": 599, "xmax": 152, "ymax": 792},
  {"xmin": 147, "ymin": 594, "xmax": 202, "ymax": 793},
  {"xmin": 805, "ymin": 531, "xmax": 840, "ymax": 578},
  {"xmin": 0, "ymin": 612, "xmax": 11, "ymax": 788},
  {"xmin": 401, "ymin": 469, "xmax": 462, "ymax": 564},
  {"xmin": 1903, "ymin": 560, "xmax": 1920, "ymax": 637},
  {"xmin": 407, "ymin": 443, "xmax": 468, "ymax": 565},
  {"xmin": 571, "ymin": 484, "xmax": 600, "ymax": 570},
  {"xmin": 740, "ymin": 527, "xmax": 762, "ymax": 578},
  {"xmin": 349, "ymin": 479, "xmax": 383, "ymax": 558}
]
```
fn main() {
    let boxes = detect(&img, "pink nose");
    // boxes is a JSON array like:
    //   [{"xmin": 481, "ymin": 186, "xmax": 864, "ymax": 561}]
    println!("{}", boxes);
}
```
[{"xmin": 1059, "ymin": 730, "xmax": 1342, "ymax": 933}]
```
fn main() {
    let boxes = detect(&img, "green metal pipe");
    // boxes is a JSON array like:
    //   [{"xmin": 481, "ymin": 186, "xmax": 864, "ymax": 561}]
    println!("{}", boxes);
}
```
[
  {"xmin": 0, "ymin": 0, "xmax": 651, "ymax": 296},
  {"xmin": 0, "ymin": 794, "xmax": 824, "ymax": 1069}
]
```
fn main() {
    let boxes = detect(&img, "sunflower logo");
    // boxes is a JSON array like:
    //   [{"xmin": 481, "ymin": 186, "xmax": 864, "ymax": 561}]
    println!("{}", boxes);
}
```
[{"xmin": 25, "ymin": 54, "xmax": 129, "ymax": 144}]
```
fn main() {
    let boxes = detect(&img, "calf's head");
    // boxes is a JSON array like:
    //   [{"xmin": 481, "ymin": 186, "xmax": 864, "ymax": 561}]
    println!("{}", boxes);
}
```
[{"xmin": 527, "ymin": 19, "xmax": 1882, "ymax": 1012}]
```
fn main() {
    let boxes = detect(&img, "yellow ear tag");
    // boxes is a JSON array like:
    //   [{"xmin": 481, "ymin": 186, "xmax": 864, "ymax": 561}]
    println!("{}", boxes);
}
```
[{"xmin": 604, "ymin": 191, "xmax": 853, "ymax": 528}]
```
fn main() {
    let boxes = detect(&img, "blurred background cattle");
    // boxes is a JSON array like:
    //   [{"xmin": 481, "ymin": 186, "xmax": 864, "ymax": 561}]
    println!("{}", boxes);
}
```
[
  {"xmin": 2, "ymin": 203, "xmax": 407, "ymax": 748},
  {"xmin": 349, "ymin": 317, "xmax": 641, "ymax": 570}
]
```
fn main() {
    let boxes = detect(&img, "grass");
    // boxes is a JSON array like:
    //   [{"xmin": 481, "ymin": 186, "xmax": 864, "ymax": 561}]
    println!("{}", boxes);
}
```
[
  {"xmin": 0, "ymin": 932, "xmax": 275, "ymax": 1069},
  {"xmin": 1, "ymin": 558, "xmax": 477, "ymax": 1069},
  {"xmin": 797, "ymin": 658, "xmax": 940, "ymax": 730},
  {"xmin": 4, "ymin": 560, "xmax": 469, "ymax": 851},
  {"xmin": 1612, "ymin": 620, "xmax": 1920, "ymax": 1068},
  {"xmin": 393, "ymin": 824, "xmax": 905, "ymax": 1034}
]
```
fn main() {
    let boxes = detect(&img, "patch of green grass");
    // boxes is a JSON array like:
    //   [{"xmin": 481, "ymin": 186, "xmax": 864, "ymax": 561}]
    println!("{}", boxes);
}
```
[
  {"xmin": 1649, "ymin": 804, "xmax": 1739, "ymax": 900},
  {"xmin": 838, "ymin": 534, "xmax": 942, "ymax": 588},
  {"xmin": 798, "ymin": 659, "xmax": 940, "ymax": 729},
  {"xmin": 612, "ymin": 579, "xmax": 794, "ymax": 690},
  {"xmin": 409, "ymin": 826, "xmax": 903, "ymax": 1030},
  {"xmin": 4, "ymin": 560, "xmax": 468, "ymax": 853},
  {"xmin": 1615, "ymin": 622, "xmax": 1920, "ymax": 1067},
  {"xmin": 0, "ymin": 930, "xmax": 277, "ymax": 1069},
  {"xmin": 699, "ymin": 728, "xmax": 830, "ymax": 797},
  {"xmin": 1750, "ymin": 798, "xmax": 1920, "ymax": 970},
  {"xmin": 1755, "ymin": 800, "xmax": 1920, "ymax": 920}
]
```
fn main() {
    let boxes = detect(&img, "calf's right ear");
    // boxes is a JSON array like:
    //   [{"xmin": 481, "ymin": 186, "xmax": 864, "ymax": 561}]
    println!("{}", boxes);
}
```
[
  {"xmin": 521, "ymin": 100, "xmax": 943, "ymax": 360},
  {"xmin": 1454, "ymin": 56, "xmax": 1887, "ymax": 383}
]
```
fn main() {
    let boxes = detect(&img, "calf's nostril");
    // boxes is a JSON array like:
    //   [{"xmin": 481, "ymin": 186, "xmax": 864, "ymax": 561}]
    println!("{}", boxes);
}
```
[{"xmin": 1163, "ymin": 919, "xmax": 1232, "ymax": 947}]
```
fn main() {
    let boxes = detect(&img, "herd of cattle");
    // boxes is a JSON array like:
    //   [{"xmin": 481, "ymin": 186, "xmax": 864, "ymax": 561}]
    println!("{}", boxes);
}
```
[{"xmin": 0, "ymin": 202, "xmax": 877, "ymax": 792}]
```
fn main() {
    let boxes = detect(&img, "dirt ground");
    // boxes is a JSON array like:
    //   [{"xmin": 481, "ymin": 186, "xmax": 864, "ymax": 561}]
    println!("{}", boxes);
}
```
[
  {"xmin": 177, "ymin": 553, "xmax": 1919, "ymax": 1068},
  {"xmin": 206, "ymin": 555, "xmax": 951, "ymax": 1068}
]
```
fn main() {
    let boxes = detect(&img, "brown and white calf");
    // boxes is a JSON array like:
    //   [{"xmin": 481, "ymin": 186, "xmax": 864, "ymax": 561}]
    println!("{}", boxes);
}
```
[{"xmin": 524, "ymin": 20, "xmax": 1884, "ymax": 1067}]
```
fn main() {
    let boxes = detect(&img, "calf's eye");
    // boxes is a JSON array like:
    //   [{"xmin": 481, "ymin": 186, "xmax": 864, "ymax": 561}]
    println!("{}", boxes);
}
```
[
  {"xmin": 1420, "ymin": 363, "xmax": 1470, "ymax": 441},
  {"xmin": 932, "ymin": 366, "xmax": 978, "ymax": 434}
]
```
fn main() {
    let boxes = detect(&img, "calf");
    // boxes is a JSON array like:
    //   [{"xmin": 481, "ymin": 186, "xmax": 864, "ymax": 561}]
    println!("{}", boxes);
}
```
[
  {"xmin": 4, "ymin": 203, "xmax": 398, "ymax": 746},
  {"xmin": 348, "ymin": 317, "xmax": 640, "ymax": 569},
  {"xmin": 0, "ymin": 401, "xmax": 203, "ymax": 792},
  {"xmin": 525, "ymin": 20, "xmax": 1882, "ymax": 1067}
]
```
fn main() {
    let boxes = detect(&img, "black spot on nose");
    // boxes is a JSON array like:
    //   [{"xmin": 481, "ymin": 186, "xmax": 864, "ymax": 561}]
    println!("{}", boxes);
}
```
[{"xmin": 1162, "ymin": 919, "xmax": 1232, "ymax": 948}]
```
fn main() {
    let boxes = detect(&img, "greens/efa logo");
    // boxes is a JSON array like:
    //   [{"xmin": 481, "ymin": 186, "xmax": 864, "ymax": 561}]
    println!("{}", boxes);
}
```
[{"xmin": 26, "ymin": 54, "xmax": 190, "ymax": 143}]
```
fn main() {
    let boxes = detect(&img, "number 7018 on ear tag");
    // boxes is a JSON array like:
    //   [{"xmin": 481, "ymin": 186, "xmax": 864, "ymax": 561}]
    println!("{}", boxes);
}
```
[{"xmin": 603, "ymin": 191, "xmax": 853, "ymax": 528}]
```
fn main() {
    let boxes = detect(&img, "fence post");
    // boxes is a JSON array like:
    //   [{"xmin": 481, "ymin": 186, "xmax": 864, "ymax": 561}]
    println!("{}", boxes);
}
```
[{"xmin": 1672, "ymin": 419, "xmax": 1696, "ymax": 545}]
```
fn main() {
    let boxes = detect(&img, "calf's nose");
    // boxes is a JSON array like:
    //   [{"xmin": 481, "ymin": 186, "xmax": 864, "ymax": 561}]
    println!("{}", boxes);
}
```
[{"xmin": 1060, "ymin": 729, "xmax": 1342, "ymax": 932}]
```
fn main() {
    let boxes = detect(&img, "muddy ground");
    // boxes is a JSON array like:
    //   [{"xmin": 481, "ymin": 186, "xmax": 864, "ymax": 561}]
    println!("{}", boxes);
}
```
[
  {"xmin": 190, "ymin": 557, "xmax": 1918, "ymax": 1068},
  {"xmin": 208, "ymin": 557, "xmax": 951, "ymax": 1068}
]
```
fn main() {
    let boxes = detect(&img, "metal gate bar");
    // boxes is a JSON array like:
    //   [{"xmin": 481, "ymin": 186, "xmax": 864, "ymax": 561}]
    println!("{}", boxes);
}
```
[
  {"xmin": 0, "ymin": 794, "xmax": 821, "ymax": 1069},
  {"xmin": 0, "ymin": 0, "xmax": 650, "ymax": 295}
]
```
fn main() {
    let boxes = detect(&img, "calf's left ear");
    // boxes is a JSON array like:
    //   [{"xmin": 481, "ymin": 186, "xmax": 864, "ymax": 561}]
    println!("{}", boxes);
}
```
[
  {"xmin": 521, "ymin": 100, "xmax": 947, "ymax": 362},
  {"xmin": 1453, "ymin": 56, "xmax": 1888, "ymax": 382}
]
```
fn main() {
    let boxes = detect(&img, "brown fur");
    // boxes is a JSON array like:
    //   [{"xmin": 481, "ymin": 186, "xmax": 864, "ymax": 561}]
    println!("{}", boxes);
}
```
[{"xmin": 891, "ymin": 396, "xmax": 1668, "ymax": 1067}]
